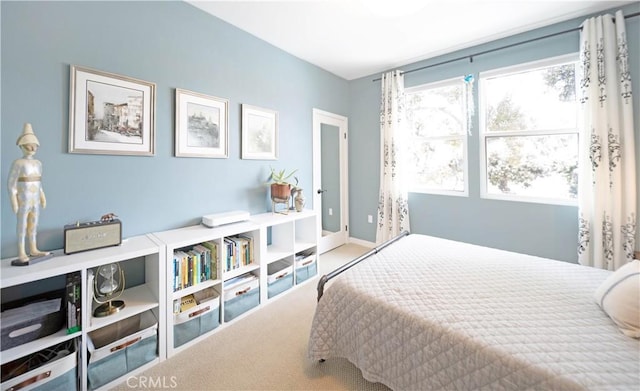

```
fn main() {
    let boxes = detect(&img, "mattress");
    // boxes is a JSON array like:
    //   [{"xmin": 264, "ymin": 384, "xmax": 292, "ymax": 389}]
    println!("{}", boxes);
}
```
[{"xmin": 308, "ymin": 234, "xmax": 640, "ymax": 390}]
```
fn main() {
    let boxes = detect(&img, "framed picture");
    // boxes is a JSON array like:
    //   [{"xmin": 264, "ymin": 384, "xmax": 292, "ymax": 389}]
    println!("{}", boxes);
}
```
[
  {"xmin": 175, "ymin": 89, "xmax": 229, "ymax": 158},
  {"xmin": 69, "ymin": 65, "xmax": 156, "ymax": 156},
  {"xmin": 241, "ymin": 104, "xmax": 278, "ymax": 160}
]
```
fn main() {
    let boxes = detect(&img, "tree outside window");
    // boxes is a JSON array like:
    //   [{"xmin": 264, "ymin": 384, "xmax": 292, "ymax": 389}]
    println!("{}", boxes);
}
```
[
  {"xmin": 480, "ymin": 54, "xmax": 579, "ymax": 204},
  {"xmin": 405, "ymin": 79, "xmax": 468, "ymax": 195}
]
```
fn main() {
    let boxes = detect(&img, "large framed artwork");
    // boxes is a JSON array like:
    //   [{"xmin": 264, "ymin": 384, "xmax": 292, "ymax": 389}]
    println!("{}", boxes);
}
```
[
  {"xmin": 241, "ymin": 104, "xmax": 278, "ymax": 160},
  {"xmin": 69, "ymin": 65, "xmax": 156, "ymax": 156},
  {"xmin": 175, "ymin": 89, "xmax": 229, "ymax": 158}
]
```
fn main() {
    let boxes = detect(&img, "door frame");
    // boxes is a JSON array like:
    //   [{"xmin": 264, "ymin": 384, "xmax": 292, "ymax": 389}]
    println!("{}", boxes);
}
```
[{"xmin": 312, "ymin": 108, "xmax": 349, "ymax": 254}]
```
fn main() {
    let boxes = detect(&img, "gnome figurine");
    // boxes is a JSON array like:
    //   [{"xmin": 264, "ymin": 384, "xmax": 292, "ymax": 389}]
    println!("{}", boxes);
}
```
[{"xmin": 7, "ymin": 123, "xmax": 49, "ymax": 264}]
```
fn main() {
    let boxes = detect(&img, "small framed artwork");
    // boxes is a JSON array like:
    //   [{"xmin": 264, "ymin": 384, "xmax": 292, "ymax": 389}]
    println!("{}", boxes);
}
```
[
  {"xmin": 175, "ymin": 89, "xmax": 229, "ymax": 158},
  {"xmin": 241, "ymin": 104, "xmax": 278, "ymax": 160},
  {"xmin": 69, "ymin": 65, "xmax": 156, "ymax": 156}
]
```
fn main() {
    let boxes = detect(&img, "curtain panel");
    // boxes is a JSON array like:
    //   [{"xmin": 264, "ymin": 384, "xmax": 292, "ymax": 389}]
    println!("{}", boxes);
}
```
[
  {"xmin": 577, "ymin": 10, "xmax": 637, "ymax": 270},
  {"xmin": 376, "ymin": 70, "xmax": 411, "ymax": 243}
]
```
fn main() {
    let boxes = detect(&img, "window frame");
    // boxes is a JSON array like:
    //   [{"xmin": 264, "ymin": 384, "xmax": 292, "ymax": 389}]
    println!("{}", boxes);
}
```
[
  {"xmin": 478, "ymin": 53, "xmax": 579, "ymax": 206},
  {"xmin": 405, "ymin": 77, "xmax": 469, "ymax": 197}
]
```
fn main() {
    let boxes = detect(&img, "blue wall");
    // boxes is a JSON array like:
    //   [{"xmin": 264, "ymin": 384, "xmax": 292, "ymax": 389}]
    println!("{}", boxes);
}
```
[
  {"xmin": 1, "ymin": 1, "xmax": 348, "ymax": 258},
  {"xmin": 2, "ymin": 1, "xmax": 638, "ymax": 263},
  {"xmin": 347, "ymin": 3, "xmax": 640, "ymax": 262}
]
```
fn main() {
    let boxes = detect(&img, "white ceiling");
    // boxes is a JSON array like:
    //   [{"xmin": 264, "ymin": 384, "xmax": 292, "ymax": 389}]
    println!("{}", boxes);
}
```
[{"xmin": 187, "ymin": 0, "xmax": 635, "ymax": 80}]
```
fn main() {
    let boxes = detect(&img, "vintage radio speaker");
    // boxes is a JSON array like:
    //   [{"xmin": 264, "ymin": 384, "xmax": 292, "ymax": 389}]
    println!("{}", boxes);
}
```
[{"xmin": 64, "ymin": 219, "xmax": 122, "ymax": 254}]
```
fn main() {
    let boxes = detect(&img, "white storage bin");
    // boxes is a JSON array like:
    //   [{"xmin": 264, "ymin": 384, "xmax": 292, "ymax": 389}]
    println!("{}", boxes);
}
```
[
  {"xmin": 267, "ymin": 260, "xmax": 293, "ymax": 298},
  {"xmin": 223, "ymin": 273, "xmax": 259, "ymax": 301},
  {"xmin": 223, "ymin": 273, "xmax": 259, "ymax": 321},
  {"xmin": 295, "ymin": 253, "xmax": 317, "ymax": 284},
  {"xmin": 267, "ymin": 260, "xmax": 293, "ymax": 284},
  {"xmin": 173, "ymin": 288, "xmax": 220, "ymax": 348},
  {"xmin": 87, "ymin": 310, "xmax": 158, "ymax": 390},
  {"xmin": 1, "ymin": 341, "xmax": 77, "ymax": 391},
  {"xmin": 295, "ymin": 253, "xmax": 316, "ymax": 269}
]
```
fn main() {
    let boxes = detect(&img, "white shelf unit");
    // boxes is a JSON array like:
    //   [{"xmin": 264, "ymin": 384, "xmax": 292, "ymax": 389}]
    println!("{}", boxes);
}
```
[
  {"xmin": 153, "ymin": 219, "xmax": 260, "ymax": 358},
  {"xmin": 1, "ymin": 210, "xmax": 318, "ymax": 385},
  {"xmin": 0, "ymin": 234, "xmax": 164, "ymax": 391},
  {"xmin": 252, "ymin": 210, "xmax": 318, "ymax": 302},
  {"xmin": 154, "ymin": 209, "xmax": 317, "ymax": 358}
]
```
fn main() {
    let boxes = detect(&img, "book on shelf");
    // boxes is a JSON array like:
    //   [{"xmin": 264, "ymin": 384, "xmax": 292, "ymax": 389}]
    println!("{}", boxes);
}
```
[
  {"xmin": 223, "ymin": 238, "xmax": 235, "ymax": 272},
  {"xmin": 200, "ymin": 240, "xmax": 218, "ymax": 280},
  {"xmin": 191, "ymin": 245, "xmax": 210, "ymax": 282},
  {"xmin": 223, "ymin": 235, "xmax": 254, "ymax": 272},
  {"xmin": 236, "ymin": 234, "xmax": 255, "ymax": 265},
  {"xmin": 173, "ymin": 250, "xmax": 188, "ymax": 291},
  {"xmin": 66, "ymin": 271, "xmax": 81, "ymax": 333},
  {"xmin": 173, "ymin": 242, "xmax": 220, "ymax": 292},
  {"xmin": 180, "ymin": 294, "xmax": 197, "ymax": 313},
  {"xmin": 187, "ymin": 250, "xmax": 198, "ymax": 287}
]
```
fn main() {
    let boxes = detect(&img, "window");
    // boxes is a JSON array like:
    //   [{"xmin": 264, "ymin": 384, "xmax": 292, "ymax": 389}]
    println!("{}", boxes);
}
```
[
  {"xmin": 479, "ymin": 54, "xmax": 579, "ymax": 204},
  {"xmin": 405, "ymin": 78, "xmax": 468, "ymax": 195}
]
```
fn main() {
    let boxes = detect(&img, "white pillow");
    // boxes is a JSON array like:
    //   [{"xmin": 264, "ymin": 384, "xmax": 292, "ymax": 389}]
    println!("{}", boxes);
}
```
[{"xmin": 594, "ymin": 259, "xmax": 640, "ymax": 338}]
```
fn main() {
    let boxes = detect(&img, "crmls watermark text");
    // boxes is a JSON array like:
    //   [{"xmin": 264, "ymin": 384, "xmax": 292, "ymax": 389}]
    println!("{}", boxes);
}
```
[{"xmin": 126, "ymin": 376, "xmax": 178, "ymax": 389}]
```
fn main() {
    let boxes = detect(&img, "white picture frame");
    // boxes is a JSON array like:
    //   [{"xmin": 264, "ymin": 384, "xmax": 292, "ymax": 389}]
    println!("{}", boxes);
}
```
[
  {"xmin": 69, "ymin": 65, "xmax": 156, "ymax": 156},
  {"xmin": 175, "ymin": 89, "xmax": 229, "ymax": 158},
  {"xmin": 241, "ymin": 104, "xmax": 278, "ymax": 160}
]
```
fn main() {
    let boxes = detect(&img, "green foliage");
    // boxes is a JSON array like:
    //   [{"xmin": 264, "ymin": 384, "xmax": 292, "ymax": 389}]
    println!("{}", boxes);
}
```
[
  {"xmin": 268, "ymin": 167, "xmax": 298, "ymax": 185},
  {"xmin": 484, "ymin": 68, "xmax": 578, "ymax": 197},
  {"xmin": 406, "ymin": 85, "xmax": 464, "ymax": 137},
  {"xmin": 486, "ymin": 95, "xmax": 527, "ymax": 131},
  {"xmin": 487, "ymin": 153, "xmax": 546, "ymax": 193},
  {"xmin": 542, "ymin": 64, "xmax": 576, "ymax": 102}
]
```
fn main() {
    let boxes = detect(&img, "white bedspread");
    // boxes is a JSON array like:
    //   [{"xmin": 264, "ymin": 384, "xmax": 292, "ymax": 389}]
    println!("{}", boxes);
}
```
[{"xmin": 308, "ymin": 234, "xmax": 640, "ymax": 390}]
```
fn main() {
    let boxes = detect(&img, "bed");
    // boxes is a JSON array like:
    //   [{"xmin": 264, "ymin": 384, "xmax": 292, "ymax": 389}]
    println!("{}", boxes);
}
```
[{"xmin": 308, "ymin": 233, "xmax": 640, "ymax": 390}]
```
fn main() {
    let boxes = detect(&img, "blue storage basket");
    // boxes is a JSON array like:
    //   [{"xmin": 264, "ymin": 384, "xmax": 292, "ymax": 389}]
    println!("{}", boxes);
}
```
[
  {"xmin": 268, "ymin": 274, "xmax": 293, "ymax": 298},
  {"xmin": 87, "ymin": 310, "xmax": 158, "ymax": 390},
  {"xmin": 174, "ymin": 294, "xmax": 220, "ymax": 348},
  {"xmin": 267, "ymin": 260, "xmax": 293, "ymax": 298},
  {"xmin": 224, "ymin": 288, "xmax": 259, "ymax": 322},
  {"xmin": 1, "ymin": 340, "xmax": 77, "ymax": 391},
  {"xmin": 33, "ymin": 366, "xmax": 77, "ymax": 391},
  {"xmin": 296, "ymin": 260, "xmax": 317, "ymax": 284}
]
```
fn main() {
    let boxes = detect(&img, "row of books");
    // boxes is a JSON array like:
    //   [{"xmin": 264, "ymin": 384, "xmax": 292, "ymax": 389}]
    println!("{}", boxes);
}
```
[
  {"xmin": 223, "ymin": 235, "xmax": 254, "ymax": 272},
  {"xmin": 173, "ymin": 241, "xmax": 218, "ymax": 292}
]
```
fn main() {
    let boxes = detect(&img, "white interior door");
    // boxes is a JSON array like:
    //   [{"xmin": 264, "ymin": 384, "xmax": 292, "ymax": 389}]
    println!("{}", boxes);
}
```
[{"xmin": 312, "ymin": 109, "xmax": 348, "ymax": 254}]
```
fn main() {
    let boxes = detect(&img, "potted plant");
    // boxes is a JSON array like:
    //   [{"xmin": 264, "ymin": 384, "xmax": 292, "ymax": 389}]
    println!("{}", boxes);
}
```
[{"xmin": 268, "ymin": 167, "xmax": 298, "ymax": 202}]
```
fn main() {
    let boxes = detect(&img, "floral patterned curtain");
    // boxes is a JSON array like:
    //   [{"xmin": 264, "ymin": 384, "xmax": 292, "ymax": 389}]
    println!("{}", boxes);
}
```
[
  {"xmin": 577, "ymin": 10, "xmax": 636, "ymax": 270},
  {"xmin": 376, "ymin": 70, "xmax": 411, "ymax": 243}
]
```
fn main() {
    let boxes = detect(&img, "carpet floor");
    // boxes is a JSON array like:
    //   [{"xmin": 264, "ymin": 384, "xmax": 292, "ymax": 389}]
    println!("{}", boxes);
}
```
[{"xmin": 112, "ymin": 243, "xmax": 391, "ymax": 391}]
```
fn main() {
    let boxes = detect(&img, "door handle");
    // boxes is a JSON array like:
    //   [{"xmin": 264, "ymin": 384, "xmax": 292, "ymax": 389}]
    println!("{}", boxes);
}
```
[{"xmin": 317, "ymin": 189, "xmax": 326, "ymax": 194}]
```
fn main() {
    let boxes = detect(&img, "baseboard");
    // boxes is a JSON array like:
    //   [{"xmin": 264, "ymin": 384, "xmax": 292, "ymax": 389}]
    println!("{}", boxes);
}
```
[{"xmin": 348, "ymin": 236, "xmax": 375, "ymax": 248}]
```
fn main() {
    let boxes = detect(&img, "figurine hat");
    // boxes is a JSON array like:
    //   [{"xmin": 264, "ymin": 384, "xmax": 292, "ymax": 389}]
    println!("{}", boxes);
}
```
[{"xmin": 16, "ymin": 123, "xmax": 39, "ymax": 146}]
